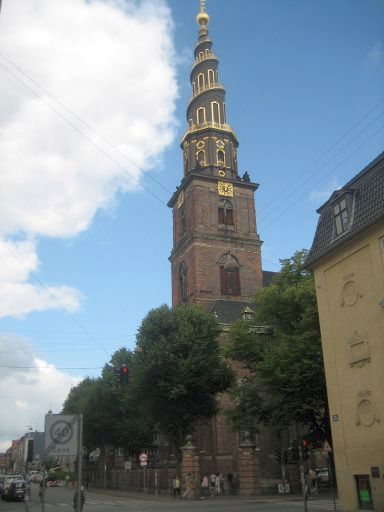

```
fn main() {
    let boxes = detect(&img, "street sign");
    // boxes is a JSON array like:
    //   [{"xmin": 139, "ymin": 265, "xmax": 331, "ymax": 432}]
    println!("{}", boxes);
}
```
[
  {"xmin": 124, "ymin": 461, "xmax": 132, "ymax": 470},
  {"xmin": 323, "ymin": 440, "xmax": 333, "ymax": 453},
  {"xmin": 45, "ymin": 414, "xmax": 79, "ymax": 456}
]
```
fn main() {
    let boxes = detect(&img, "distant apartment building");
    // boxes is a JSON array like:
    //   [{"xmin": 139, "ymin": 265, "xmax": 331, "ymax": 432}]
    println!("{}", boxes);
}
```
[{"xmin": 306, "ymin": 152, "xmax": 384, "ymax": 511}]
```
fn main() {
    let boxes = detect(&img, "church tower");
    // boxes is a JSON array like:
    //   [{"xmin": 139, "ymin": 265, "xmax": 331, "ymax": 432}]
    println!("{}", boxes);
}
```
[{"xmin": 168, "ymin": 1, "xmax": 263, "ymax": 312}]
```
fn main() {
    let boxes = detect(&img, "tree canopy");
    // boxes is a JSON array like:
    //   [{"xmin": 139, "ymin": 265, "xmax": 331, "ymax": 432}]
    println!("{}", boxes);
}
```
[
  {"xmin": 134, "ymin": 304, "xmax": 234, "ymax": 447},
  {"xmin": 62, "ymin": 348, "xmax": 153, "ymax": 451},
  {"xmin": 226, "ymin": 250, "xmax": 329, "ymax": 437},
  {"xmin": 62, "ymin": 304, "xmax": 234, "ymax": 453}
]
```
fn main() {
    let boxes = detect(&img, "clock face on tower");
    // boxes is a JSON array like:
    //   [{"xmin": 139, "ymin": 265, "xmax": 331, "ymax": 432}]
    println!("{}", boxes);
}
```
[{"xmin": 218, "ymin": 181, "xmax": 234, "ymax": 197}]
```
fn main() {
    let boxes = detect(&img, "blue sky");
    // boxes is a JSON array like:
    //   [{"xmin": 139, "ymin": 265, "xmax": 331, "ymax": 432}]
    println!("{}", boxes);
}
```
[{"xmin": 0, "ymin": 0, "xmax": 383, "ymax": 448}]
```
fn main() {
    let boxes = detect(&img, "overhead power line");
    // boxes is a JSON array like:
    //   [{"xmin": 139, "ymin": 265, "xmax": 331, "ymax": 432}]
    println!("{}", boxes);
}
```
[
  {"xmin": 259, "ymin": 124, "xmax": 384, "ymax": 231},
  {"xmin": 0, "ymin": 365, "xmax": 103, "ymax": 370},
  {"xmin": 0, "ymin": 237, "xmax": 111, "ymax": 358},
  {"xmin": 0, "ymin": 53, "xmax": 173, "ymax": 196},
  {"xmin": 0, "ymin": 57, "xmax": 168, "ymax": 208},
  {"xmin": 0, "ymin": 53, "xmax": 382, "ymax": 368},
  {"xmin": 257, "ymin": 98, "xmax": 384, "ymax": 220}
]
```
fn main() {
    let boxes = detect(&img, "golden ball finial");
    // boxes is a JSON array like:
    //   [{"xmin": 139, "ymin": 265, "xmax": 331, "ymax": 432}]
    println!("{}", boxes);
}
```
[{"xmin": 196, "ymin": 11, "xmax": 210, "ymax": 26}]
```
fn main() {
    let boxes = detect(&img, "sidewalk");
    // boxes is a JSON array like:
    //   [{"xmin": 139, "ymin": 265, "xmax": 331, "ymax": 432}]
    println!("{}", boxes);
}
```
[{"xmin": 88, "ymin": 487, "xmax": 338, "ymax": 503}]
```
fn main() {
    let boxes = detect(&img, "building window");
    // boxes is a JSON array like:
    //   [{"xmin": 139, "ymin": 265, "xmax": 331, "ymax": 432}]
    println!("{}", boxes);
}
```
[
  {"xmin": 197, "ymin": 107, "xmax": 206, "ymax": 125},
  {"xmin": 208, "ymin": 69, "xmax": 215, "ymax": 85},
  {"xmin": 198, "ymin": 73, "xmax": 205, "ymax": 90},
  {"xmin": 220, "ymin": 266, "xmax": 240, "ymax": 295},
  {"xmin": 218, "ymin": 199, "xmax": 234, "ymax": 226},
  {"xmin": 196, "ymin": 150, "xmax": 205, "ymax": 165},
  {"xmin": 219, "ymin": 254, "xmax": 240, "ymax": 295},
  {"xmin": 211, "ymin": 101, "xmax": 221, "ymax": 124},
  {"xmin": 199, "ymin": 51, "xmax": 204, "ymax": 59},
  {"xmin": 217, "ymin": 149, "xmax": 225, "ymax": 166},
  {"xmin": 179, "ymin": 262, "xmax": 188, "ymax": 303},
  {"xmin": 192, "ymin": 82, "xmax": 196, "ymax": 94},
  {"xmin": 180, "ymin": 207, "xmax": 187, "ymax": 236},
  {"xmin": 334, "ymin": 197, "xmax": 349, "ymax": 236},
  {"xmin": 223, "ymin": 102, "xmax": 226, "ymax": 123}
]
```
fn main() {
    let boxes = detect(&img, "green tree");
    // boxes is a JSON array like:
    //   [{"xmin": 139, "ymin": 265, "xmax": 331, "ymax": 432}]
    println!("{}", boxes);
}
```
[
  {"xmin": 135, "ymin": 304, "xmax": 234, "ymax": 449},
  {"xmin": 226, "ymin": 250, "xmax": 329, "ymax": 436},
  {"xmin": 62, "ymin": 348, "xmax": 153, "ymax": 451}
]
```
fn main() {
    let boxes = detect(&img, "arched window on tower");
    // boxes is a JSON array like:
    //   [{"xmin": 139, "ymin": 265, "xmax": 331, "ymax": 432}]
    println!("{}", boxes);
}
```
[
  {"xmin": 196, "ymin": 150, "xmax": 206, "ymax": 166},
  {"xmin": 208, "ymin": 69, "xmax": 215, "ymax": 85},
  {"xmin": 196, "ymin": 107, "xmax": 206, "ymax": 125},
  {"xmin": 198, "ymin": 73, "xmax": 205, "ymax": 91},
  {"xmin": 223, "ymin": 102, "xmax": 227, "ymax": 123},
  {"xmin": 211, "ymin": 101, "xmax": 221, "ymax": 124},
  {"xmin": 192, "ymin": 82, "xmax": 196, "ymax": 95},
  {"xmin": 218, "ymin": 199, "xmax": 234, "ymax": 226},
  {"xmin": 199, "ymin": 51, "xmax": 204, "ymax": 60},
  {"xmin": 219, "ymin": 254, "xmax": 240, "ymax": 296},
  {"xmin": 217, "ymin": 149, "xmax": 225, "ymax": 167},
  {"xmin": 179, "ymin": 261, "xmax": 188, "ymax": 303}
]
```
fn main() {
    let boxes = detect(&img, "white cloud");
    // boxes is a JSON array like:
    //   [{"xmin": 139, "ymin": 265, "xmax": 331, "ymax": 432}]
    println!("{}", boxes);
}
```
[
  {"xmin": 0, "ymin": 0, "xmax": 178, "ymax": 317},
  {"xmin": 0, "ymin": 239, "xmax": 82, "ymax": 318},
  {"xmin": 309, "ymin": 177, "xmax": 341, "ymax": 204},
  {"xmin": 0, "ymin": 336, "xmax": 81, "ymax": 452}
]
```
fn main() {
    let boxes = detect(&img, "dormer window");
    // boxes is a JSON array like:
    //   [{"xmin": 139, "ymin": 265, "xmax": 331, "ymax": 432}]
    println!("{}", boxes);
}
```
[{"xmin": 334, "ymin": 197, "xmax": 349, "ymax": 236}]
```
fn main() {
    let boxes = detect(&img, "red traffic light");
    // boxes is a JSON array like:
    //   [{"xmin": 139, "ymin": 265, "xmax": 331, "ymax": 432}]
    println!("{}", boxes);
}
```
[{"xmin": 122, "ymin": 367, "xmax": 128, "ymax": 374}]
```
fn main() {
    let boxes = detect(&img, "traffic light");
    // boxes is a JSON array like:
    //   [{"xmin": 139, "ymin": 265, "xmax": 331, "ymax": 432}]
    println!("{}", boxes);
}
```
[
  {"xmin": 120, "ymin": 365, "xmax": 129, "ymax": 385},
  {"xmin": 113, "ymin": 364, "xmax": 130, "ymax": 385},
  {"xmin": 302, "ymin": 439, "xmax": 310, "ymax": 460}
]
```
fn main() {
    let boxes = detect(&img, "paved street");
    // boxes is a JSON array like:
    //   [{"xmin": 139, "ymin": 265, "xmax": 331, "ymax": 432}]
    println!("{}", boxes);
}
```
[{"xmin": 0, "ymin": 486, "xmax": 340, "ymax": 512}]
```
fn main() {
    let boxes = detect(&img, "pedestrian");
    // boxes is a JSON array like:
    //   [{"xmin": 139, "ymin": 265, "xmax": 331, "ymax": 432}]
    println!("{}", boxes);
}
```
[
  {"xmin": 201, "ymin": 475, "xmax": 209, "ymax": 497},
  {"xmin": 209, "ymin": 472, "xmax": 216, "ymax": 495},
  {"xmin": 182, "ymin": 473, "xmax": 193, "ymax": 499},
  {"xmin": 220, "ymin": 473, "xmax": 225, "ymax": 494},
  {"xmin": 73, "ymin": 486, "xmax": 86, "ymax": 511},
  {"xmin": 215, "ymin": 473, "xmax": 221, "ymax": 495},
  {"xmin": 38, "ymin": 478, "xmax": 47, "ymax": 503},
  {"xmin": 172, "ymin": 476, "xmax": 181, "ymax": 497},
  {"xmin": 309, "ymin": 468, "xmax": 317, "ymax": 494}
]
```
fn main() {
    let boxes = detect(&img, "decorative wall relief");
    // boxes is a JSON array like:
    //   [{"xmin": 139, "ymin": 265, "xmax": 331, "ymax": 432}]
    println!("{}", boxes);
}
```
[
  {"xmin": 341, "ymin": 279, "xmax": 363, "ymax": 306},
  {"xmin": 356, "ymin": 391, "xmax": 380, "ymax": 426}
]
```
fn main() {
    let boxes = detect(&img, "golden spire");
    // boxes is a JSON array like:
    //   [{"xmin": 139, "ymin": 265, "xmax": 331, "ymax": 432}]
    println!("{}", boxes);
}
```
[{"xmin": 197, "ymin": 0, "xmax": 209, "ymax": 27}]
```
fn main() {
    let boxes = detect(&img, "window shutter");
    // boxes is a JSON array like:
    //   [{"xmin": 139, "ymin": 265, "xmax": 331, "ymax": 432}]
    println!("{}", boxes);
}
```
[
  {"xmin": 232, "ymin": 268, "xmax": 240, "ymax": 295},
  {"xmin": 220, "ymin": 266, "xmax": 228, "ymax": 294},
  {"xmin": 226, "ymin": 208, "xmax": 234, "ymax": 226},
  {"xmin": 218, "ymin": 207, "xmax": 225, "ymax": 224}
]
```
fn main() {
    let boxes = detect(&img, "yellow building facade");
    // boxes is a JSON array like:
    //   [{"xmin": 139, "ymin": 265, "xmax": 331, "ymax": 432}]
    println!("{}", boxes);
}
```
[{"xmin": 306, "ymin": 153, "xmax": 384, "ymax": 511}]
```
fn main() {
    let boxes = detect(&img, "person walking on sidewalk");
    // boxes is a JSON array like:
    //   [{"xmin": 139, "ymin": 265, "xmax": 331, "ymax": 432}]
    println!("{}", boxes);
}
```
[
  {"xmin": 172, "ymin": 476, "xmax": 181, "ymax": 497},
  {"xmin": 201, "ymin": 475, "xmax": 209, "ymax": 497}
]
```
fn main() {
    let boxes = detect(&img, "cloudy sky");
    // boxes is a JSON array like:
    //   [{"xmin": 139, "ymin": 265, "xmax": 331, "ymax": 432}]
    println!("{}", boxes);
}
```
[{"xmin": 0, "ymin": 0, "xmax": 383, "ymax": 451}]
